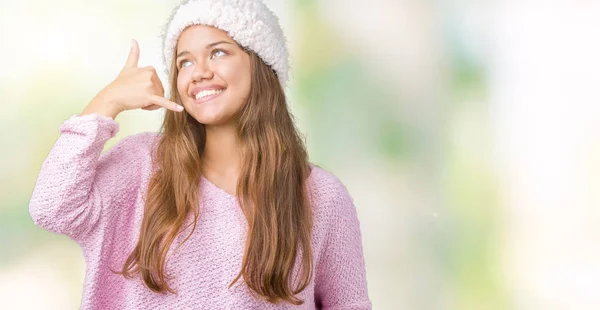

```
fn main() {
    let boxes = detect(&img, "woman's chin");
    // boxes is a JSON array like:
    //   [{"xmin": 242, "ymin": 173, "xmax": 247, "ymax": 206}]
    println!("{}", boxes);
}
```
[
  {"xmin": 189, "ymin": 111, "xmax": 231, "ymax": 126},
  {"xmin": 183, "ymin": 99, "xmax": 239, "ymax": 126}
]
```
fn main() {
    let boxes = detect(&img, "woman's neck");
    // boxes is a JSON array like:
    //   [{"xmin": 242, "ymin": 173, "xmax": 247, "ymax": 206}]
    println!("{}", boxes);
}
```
[{"xmin": 202, "ymin": 124, "xmax": 242, "ymax": 181}]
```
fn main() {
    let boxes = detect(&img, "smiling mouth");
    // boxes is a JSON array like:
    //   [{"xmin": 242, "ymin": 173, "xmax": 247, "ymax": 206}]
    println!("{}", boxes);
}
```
[{"xmin": 194, "ymin": 89, "xmax": 225, "ymax": 103}]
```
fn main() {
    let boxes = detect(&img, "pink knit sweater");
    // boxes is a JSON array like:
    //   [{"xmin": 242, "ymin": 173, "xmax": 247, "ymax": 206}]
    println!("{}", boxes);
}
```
[{"xmin": 29, "ymin": 113, "xmax": 371, "ymax": 310}]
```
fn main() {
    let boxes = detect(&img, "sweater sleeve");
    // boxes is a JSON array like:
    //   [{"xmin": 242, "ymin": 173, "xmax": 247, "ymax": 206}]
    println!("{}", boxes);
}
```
[
  {"xmin": 28, "ymin": 113, "xmax": 144, "ymax": 244},
  {"xmin": 314, "ymin": 182, "xmax": 372, "ymax": 310}
]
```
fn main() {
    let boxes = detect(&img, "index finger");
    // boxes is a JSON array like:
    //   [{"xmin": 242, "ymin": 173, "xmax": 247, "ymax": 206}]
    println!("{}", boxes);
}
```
[{"xmin": 149, "ymin": 95, "xmax": 184, "ymax": 112}]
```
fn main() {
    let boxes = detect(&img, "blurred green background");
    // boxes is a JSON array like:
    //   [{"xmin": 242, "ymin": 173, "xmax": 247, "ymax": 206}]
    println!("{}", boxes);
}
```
[{"xmin": 2, "ymin": 0, "xmax": 600, "ymax": 309}]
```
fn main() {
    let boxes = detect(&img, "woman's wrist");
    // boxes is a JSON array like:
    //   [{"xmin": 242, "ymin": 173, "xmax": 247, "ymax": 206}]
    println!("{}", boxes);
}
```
[{"xmin": 81, "ymin": 92, "xmax": 122, "ymax": 120}]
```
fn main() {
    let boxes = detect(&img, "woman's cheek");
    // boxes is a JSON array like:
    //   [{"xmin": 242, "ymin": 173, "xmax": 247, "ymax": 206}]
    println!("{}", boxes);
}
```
[{"xmin": 177, "ymin": 73, "xmax": 189, "ymax": 94}]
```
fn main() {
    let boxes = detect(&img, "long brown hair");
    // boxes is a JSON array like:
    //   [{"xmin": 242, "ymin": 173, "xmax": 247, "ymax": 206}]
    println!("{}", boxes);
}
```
[{"xmin": 119, "ymin": 47, "xmax": 313, "ymax": 305}]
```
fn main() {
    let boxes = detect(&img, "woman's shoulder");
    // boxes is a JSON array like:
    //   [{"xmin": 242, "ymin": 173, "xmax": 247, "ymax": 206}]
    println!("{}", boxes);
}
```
[
  {"xmin": 306, "ymin": 164, "xmax": 363, "ymax": 247},
  {"xmin": 306, "ymin": 163, "xmax": 355, "ymax": 210},
  {"xmin": 105, "ymin": 131, "xmax": 161, "ymax": 154},
  {"xmin": 98, "ymin": 131, "xmax": 162, "ymax": 167}
]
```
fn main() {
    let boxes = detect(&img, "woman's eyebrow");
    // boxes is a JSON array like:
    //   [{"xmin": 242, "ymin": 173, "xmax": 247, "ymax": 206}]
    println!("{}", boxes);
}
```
[
  {"xmin": 176, "ymin": 41, "xmax": 235, "ymax": 58},
  {"xmin": 206, "ymin": 40, "xmax": 234, "ymax": 49}
]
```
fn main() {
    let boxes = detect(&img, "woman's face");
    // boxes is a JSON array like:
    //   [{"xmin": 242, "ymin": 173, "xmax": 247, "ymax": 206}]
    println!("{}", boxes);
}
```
[{"xmin": 176, "ymin": 25, "xmax": 251, "ymax": 126}]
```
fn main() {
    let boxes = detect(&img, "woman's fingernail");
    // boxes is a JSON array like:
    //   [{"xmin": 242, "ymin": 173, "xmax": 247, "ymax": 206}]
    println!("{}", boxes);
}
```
[{"xmin": 176, "ymin": 105, "xmax": 184, "ymax": 111}]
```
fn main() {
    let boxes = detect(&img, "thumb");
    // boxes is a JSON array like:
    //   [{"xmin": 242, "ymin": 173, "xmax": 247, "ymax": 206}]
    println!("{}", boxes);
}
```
[{"xmin": 124, "ymin": 39, "xmax": 140, "ymax": 69}]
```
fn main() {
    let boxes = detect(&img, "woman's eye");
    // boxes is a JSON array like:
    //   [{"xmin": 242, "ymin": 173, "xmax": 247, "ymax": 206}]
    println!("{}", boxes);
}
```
[
  {"xmin": 179, "ymin": 60, "xmax": 192, "ymax": 68},
  {"xmin": 211, "ymin": 49, "xmax": 226, "ymax": 59}
]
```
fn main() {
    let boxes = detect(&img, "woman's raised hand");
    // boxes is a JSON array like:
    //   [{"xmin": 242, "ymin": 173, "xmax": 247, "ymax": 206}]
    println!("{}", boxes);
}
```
[{"xmin": 81, "ymin": 39, "xmax": 184, "ymax": 119}]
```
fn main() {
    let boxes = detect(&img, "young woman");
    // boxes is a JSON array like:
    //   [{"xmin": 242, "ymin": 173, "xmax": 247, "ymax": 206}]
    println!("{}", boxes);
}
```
[{"xmin": 29, "ymin": 0, "xmax": 371, "ymax": 308}]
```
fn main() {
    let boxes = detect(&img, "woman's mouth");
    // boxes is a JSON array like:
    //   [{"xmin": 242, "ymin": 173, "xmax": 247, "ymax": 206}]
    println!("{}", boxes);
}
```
[{"xmin": 193, "ymin": 89, "xmax": 225, "ymax": 104}]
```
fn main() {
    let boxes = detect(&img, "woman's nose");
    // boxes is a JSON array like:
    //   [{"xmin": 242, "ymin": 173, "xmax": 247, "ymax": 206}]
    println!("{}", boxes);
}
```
[{"xmin": 190, "ymin": 60, "xmax": 214, "ymax": 82}]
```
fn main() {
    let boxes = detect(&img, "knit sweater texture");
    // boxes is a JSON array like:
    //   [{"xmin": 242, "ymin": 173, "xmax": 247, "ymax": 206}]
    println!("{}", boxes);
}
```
[{"xmin": 29, "ymin": 113, "xmax": 371, "ymax": 310}]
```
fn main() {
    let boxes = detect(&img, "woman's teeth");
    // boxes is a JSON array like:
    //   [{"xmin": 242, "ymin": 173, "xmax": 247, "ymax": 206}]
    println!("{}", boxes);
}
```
[{"xmin": 195, "ymin": 89, "xmax": 224, "ymax": 100}]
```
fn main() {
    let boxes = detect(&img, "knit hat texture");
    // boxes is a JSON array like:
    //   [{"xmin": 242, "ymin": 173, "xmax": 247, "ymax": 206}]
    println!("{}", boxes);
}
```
[{"xmin": 161, "ymin": 0, "xmax": 289, "ymax": 88}]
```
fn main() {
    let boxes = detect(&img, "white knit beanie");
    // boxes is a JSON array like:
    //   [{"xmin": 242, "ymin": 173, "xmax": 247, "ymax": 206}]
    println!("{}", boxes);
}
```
[{"xmin": 161, "ymin": 0, "xmax": 289, "ymax": 88}]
